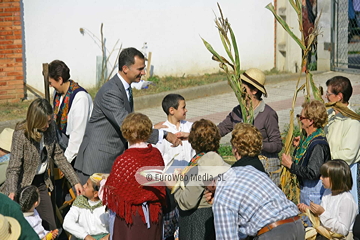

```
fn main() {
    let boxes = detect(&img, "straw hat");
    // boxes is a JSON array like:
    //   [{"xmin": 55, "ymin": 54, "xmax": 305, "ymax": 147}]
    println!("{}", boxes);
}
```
[
  {"xmin": 0, "ymin": 214, "xmax": 21, "ymax": 240},
  {"xmin": 240, "ymin": 68, "xmax": 267, "ymax": 97},
  {"xmin": 0, "ymin": 128, "xmax": 14, "ymax": 152}
]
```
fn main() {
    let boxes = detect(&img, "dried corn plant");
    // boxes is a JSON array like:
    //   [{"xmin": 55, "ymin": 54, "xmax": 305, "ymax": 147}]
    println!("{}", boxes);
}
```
[
  {"xmin": 266, "ymin": 1, "xmax": 323, "ymax": 203},
  {"xmin": 80, "ymin": 23, "xmax": 122, "ymax": 87},
  {"xmin": 202, "ymin": 3, "xmax": 254, "ymax": 124},
  {"xmin": 304, "ymin": 209, "xmax": 345, "ymax": 239}
]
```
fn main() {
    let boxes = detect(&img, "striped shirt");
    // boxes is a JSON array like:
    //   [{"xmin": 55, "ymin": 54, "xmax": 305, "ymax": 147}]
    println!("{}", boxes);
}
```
[{"xmin": 213, "ymin": 165, "xmax": 299, "ymax": 239}]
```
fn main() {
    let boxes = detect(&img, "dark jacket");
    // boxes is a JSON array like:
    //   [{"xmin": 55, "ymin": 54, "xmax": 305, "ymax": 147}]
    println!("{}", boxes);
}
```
[{"xmin": 217, "ymin": 102, "xmax": 282, "ymax": 156}]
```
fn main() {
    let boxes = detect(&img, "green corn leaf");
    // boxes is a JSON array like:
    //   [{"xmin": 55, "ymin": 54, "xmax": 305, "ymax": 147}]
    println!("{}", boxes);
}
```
[
  {"xmin": 220, "ymin": 33, "xmax": 234, "ymax": 64},
  {"xmin": 229, "ymin": 26, "xmax": 241, "ymax": 78},
  {"xmin": 289, "ymin": 0, "xmax": 301, "ymax": 16},
  {"xmin": 265, "ymin": 3, "xmax": 306, "ymax": 51},
  {"xmin": 201, "ymin": 38, "xmax": 225, "ymax": 65},
  {"xmin": 308, "ymin": 71, "xmax": 324, "ymax": 103}
]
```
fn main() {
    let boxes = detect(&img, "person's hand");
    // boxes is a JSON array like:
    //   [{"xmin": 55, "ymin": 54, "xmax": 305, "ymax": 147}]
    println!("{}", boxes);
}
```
[
  {"xmin": 51, "ymin": 229, "xmax": 59, "ymax": 240},
  {"xmin": 163, "ymin": 169, "xmax": 182, "ymax": 190},
  {"xmin": 281, "ymin": 153, "xmax": 293, "ymax": 169},
  {"xmin": 204, "ymin": 190, "xmax": 214, "ymax": 205},
  {"xmin": 310, "ymin": 201, "xmax": 325, "ymax": 215},
  {"xmin": 205, "ymin": 179, "xmax": 217, "ymax": 193},
  {"xmin": 74, "ymin": 183, "xmax": 84, "ymax": 196},
  {"xmin": 99, "ymin": 234, "xmax": 110, "ymax": 240},
  {"xmin": 293, "ymin": 136, "xmax": 300, "ymax": 147},
  {"xmin": 8, "ymin": 192, "xmax": 15, "ymax": 200},
  {"xmin": 175, "ymin": 132, "xmax": 189, "ymax": 140},
  {"xmin": 297, "ymin": 203, "xmax": 309, "ymax": 213},
  {"xmin": 153, "ymin": 121, "xmax": 167, "ymax": 129},
  {"xmin": 84, "ymin": 235, "xmax": 96, "ymax": 240},
  {"xmin": 166, "ymin": 132, "xmax": 182, "ymax": 147}
]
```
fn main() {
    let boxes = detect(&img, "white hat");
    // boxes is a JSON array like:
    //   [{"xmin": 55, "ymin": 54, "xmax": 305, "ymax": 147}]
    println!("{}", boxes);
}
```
[
  {"xmin": 240, "ymin": 68, "xmax": 267, "ymax": 97},
  {"xmin": 0, "ymin": 214, "xmax": 21, "ymax": 240},
  {"xmin": 0, "ymin": 128, "xmax": 14, "ymax": 152}
]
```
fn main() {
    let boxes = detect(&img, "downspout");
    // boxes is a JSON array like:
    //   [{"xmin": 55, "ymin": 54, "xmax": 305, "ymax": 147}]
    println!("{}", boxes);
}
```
[{"xmin": 274, "ymin": 0, "xmax": 277, "ymax": 69}]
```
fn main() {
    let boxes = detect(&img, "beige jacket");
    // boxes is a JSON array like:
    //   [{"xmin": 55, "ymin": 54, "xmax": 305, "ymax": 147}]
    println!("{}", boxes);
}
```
[
  {"xmin": 173, "ymin": 152, "xmax": 230, "ymax": 211},
  {"xmin": 0, "ymin": 121, "xmax": 80, "ymax": 195}
]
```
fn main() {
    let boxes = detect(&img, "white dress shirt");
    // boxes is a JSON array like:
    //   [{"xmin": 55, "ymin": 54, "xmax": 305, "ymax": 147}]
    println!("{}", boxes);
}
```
[
  {"xmin": 63, "ymin": 199, "xmax": 109, "ymax": 239},
  {"xmin": 57, "ymin": 91, "xmax": 93, "ymax": 163},
  {"xmin": 24, "ymin": 209, "xmax": 49, "ymax": 239},
  {"xmin": 325, "ymin": 107, "xmax": 360, "ymax": 165},
  {"xmin": 155, "ymin": 120, "xmax": 195, "ymax": 167}
]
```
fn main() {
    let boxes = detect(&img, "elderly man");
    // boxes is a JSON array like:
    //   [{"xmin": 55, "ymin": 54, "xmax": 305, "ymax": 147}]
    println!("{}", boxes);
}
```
[
  {"xmin": 75, "ymin": 47, "xmax": 180, "ymax": 184},
  {"xmin": 212, "ymin": 123, "xmax": 304, "ymax": 239}
]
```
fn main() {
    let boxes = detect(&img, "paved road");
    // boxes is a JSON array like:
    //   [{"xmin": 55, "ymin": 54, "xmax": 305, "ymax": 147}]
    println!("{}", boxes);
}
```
[{"xmin": 138, "ymin": 71, "xmax": 360, "ymax": 145}]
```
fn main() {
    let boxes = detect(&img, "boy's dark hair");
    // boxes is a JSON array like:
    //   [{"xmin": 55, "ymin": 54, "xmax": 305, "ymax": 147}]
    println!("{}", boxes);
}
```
[
  {"xmin": 118, "ymin": 47, "xmax": 145, "ymax": 71},
  {"xmin": 162, "ymin": 94, "xmax": 185, "ymax": 115},
  {"xmin": 49, "ymin": 60, "xmax": 71, "ymax": 82},
  {"xmin": 326, "ymin": 76, "xmax": 353, "ymax": 103},
  {"xmin": 15, "ymin": 185, "xmax": 40, "ymax": 212},
  {"xmin": 320, "ymin": 159, "xmax": 352, "ymax": 195}
]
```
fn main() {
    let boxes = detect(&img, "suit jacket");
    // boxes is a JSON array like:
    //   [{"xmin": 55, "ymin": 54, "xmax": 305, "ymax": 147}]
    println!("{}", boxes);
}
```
[
  {"xmin": 0, "ymin": 121, "xmax": 80, "ymax": 195},
  {"xmin": 75, "ymin": 74, "xmax": 159, "ymax": 175}
]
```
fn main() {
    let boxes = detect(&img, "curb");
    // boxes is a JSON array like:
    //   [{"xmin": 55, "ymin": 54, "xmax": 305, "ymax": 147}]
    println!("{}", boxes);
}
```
[
  {"xmin": 0, "ymin": 71, "xmax": 326, "ymax": 131},
  {"xmin": 134, "ymin": 71, "xmax": 325, "ymax": 110}
]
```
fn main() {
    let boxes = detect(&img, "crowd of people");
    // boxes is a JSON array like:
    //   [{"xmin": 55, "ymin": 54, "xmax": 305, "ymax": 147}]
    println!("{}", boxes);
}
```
[{"xmin": 0, "ymin": 47, "xmax": 359, "ymax": 240}]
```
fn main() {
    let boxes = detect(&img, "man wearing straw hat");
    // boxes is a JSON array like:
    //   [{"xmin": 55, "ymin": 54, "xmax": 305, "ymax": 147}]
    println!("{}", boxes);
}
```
[
  {"xmin": 0, "ymin": 192, "xmax": 39, "ymax": 239},
  {"xmin": 217, "ymin": 68, "xmax": 282, "ymax": 186},
  {"xmin": 0, "ymin": 128, "xmax": 14, "ymax": 185},
  {"xmin": 0, "ymin": 214, "xmax": 21, "ymax": 240}
]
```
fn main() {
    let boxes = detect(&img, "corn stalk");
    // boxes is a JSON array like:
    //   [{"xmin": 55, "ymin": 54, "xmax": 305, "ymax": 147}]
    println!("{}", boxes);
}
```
[
  {"xmin": 202, "ymin": 3, "xmax": 254, "ymax": 123},
  {"xmin": 80, "ymin": 23, "xmax": 122, "ymax": 87},
  {"xmin": 266, "ymin": 2, "xmax": 323, "ymax": 203}
]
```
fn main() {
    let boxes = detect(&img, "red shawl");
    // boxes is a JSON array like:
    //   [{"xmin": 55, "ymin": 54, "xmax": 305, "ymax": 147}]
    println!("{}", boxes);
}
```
[{"xmin": 103, "ymin": 144, "xmax": 166, "ymax": 225}]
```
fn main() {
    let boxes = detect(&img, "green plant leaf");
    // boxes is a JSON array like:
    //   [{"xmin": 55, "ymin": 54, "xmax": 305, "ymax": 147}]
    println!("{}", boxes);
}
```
[
  {"xmin": 201, "ymin": 38, "xmax": 225, "ymax": 65},
  {"xmin": 219, "ymin": 33, "xmax": 234, "ymax": 64},
  {"xmin": 308, "ymin": 72, "xmax": 324, "ymax": 103},
  {"xmin": 229, "ymin": 26, "xmax": 240, "ymax": 78},
  {"xmin": 265, "ymin": 3, "xmax": 306, "ymax": 51}
]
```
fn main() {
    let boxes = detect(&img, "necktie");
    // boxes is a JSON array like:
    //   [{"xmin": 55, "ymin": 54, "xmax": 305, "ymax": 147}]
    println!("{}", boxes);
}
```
[{"xmin": 128, "ymin": 87, "xmax": 133, "ymax": 109}]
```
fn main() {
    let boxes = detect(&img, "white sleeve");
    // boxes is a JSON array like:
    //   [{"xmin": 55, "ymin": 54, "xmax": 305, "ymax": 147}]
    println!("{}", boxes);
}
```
[
  {"xmin": 331, "ymin": 120, "xmax": 360, "ymax": 164},
  {"xmin": 63, "ymin": 206, "xmax": 89, "ymax": 239},
  {"xmin": 65, "ymin": 91, "xmax": 93, "ymax": 163},
  {"xmin": 320, "ymin": 195, "xmax": 357, "ymax": 236}
]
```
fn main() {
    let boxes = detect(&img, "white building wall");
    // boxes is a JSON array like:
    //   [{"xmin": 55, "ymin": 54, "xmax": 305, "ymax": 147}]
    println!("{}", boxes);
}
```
[
  {"xmin": 275, "ymin": 0, "xmax": 332, "ymax": 73},
  {"xmin": 275, "ymin": 0, "xmax": 302, "ymax": 73},
  {"xmin": 317, "ymin": 0, "xmax": 332, "ymax": 71},
  {"xmin": 23, "ymin": 0, "xmax": 274, "ymax": 90}
]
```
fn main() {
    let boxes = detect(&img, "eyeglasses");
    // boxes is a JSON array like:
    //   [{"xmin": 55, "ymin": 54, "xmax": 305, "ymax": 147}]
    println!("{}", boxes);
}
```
[
  {"xmin": 296, "ymin": 114, "xmax": 307, "ymax": 121},
  {"xmin": 325, "ymin": 91, "xmax": 335, "ymax": 96}
]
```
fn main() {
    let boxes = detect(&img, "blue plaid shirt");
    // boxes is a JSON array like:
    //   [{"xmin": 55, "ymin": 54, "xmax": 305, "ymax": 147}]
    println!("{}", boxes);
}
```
[
  {"xmin": 0, "ymin": 153, "xmax": 10, "ymax": 163},
  {"xmin": 213, "ymin": 165, "xmax": 299, "ymax": 239}
]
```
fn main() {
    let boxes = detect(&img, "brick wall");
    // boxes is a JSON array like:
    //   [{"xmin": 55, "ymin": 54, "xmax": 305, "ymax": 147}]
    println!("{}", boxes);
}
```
[{"xmin": 0, "ymin": 0, "xmax": 24, "ymax": 103}]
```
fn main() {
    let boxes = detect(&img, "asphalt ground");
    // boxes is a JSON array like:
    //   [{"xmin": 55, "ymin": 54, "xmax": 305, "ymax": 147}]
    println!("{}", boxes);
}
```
[{"xmin": 137, "ymin": 71, "xmax": 360, "ymax": 145}]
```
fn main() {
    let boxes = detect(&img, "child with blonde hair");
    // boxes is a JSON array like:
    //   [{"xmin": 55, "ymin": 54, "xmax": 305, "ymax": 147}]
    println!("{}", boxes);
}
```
[
  {"xmin": 15, "ymin": 185, "xmax": 59, "ymax": 240},
  {"xmin": 63, "ymin": 173, "xmax": 109, "ymax": 240},
  {"xmin": 298, "ymin": 159, "xmax": 358, "ymax": 238}
]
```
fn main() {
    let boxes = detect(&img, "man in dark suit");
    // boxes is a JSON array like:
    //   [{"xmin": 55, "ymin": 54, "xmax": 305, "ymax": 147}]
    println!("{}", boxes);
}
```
[{"xmin": 74, "ymin": 47, "xmax": 180, "ymax": 184}]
